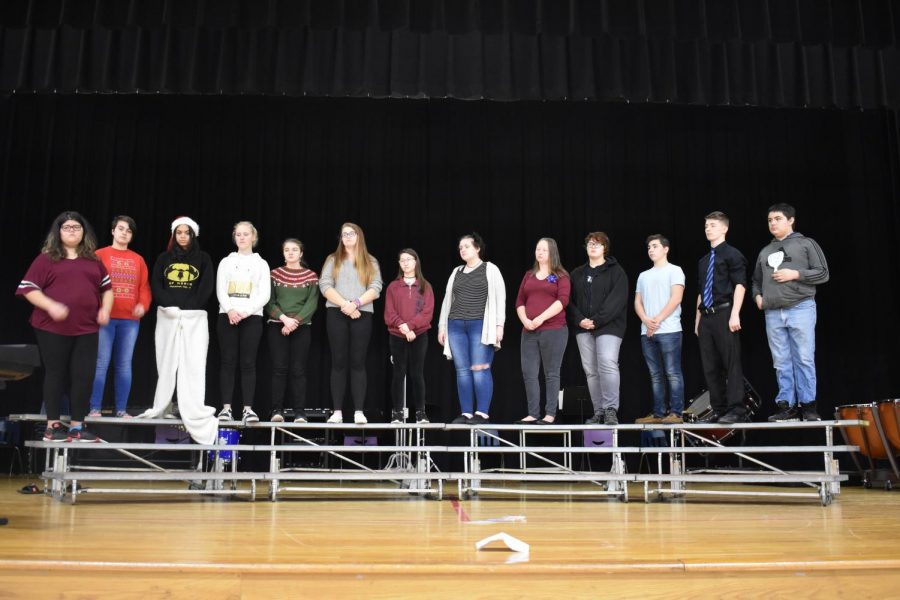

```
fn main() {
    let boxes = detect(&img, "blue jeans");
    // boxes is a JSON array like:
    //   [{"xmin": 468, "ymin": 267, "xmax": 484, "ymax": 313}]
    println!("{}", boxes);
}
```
[
  {"xmin": 447, "ymin": 319, "xmax": 495, "ymax": 415},
  {"xmin": 640, "ymin": 332, "xmax": 685, "ymax": 417},
  {"xmin": 765, "ymin": 298, "xmax": 817, "ymax": 406},
  {"xmin": 90, "ymin": 319, "xmax": 140, "ymax": 412}
]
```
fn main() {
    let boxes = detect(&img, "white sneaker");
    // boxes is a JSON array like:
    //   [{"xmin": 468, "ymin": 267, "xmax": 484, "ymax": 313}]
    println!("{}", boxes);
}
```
[
  {"xmin": 354, "ymin": 411, "xmax": 367, "ymax": 424},
  {"xmin": 242, "ymin": 407, "xmax": 260, "ymax": 424},
  {"xmin": 327, "ymin": 411, "xmax": 343, "ymax": 424}
]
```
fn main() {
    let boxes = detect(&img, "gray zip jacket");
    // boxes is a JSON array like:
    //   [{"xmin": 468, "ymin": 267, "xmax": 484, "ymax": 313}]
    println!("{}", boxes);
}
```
[{"xmin": 751, "ymin": 232, "xmax": 829, "ymax": 310}]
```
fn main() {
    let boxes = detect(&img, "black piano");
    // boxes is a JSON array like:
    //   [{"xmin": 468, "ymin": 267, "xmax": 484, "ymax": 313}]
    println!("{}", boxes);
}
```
[
  {"xmin": 0, "ymin": 344, "xmax": 40, "ymax": 525},
  {"xmin": 0, "ymin": 344, "xmax": 40, "ymax": 389}
]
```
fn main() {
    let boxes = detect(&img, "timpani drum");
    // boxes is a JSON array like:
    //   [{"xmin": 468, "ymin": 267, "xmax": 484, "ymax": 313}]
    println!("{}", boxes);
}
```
[
  {"xmin": 877, "ymin": 399, "xmax": 900, "ymax": 454},
  {"xmin": 836, "ymin": 403, "xmax": 890, "ymax": 459}
]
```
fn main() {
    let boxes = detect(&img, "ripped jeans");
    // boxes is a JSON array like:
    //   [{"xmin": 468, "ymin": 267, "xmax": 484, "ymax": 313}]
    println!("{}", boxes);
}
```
[{"xmin": 447, "ymin": 319, "xmax": 495, "ymax": 415}]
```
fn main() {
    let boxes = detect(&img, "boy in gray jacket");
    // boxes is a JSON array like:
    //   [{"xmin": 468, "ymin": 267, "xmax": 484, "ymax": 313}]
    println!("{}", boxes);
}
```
[{"xmin": 752, "ymin": 203, "xmax": 829, "ymax": 422}]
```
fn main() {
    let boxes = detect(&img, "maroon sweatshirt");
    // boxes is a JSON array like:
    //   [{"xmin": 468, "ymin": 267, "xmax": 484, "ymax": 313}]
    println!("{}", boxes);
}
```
[{"xmin": 384, "ymin": 279, "xmax": 435, "ymax": 337}]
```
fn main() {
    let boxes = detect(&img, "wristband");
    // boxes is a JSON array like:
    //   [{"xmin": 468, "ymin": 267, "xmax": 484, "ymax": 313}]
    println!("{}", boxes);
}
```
[{"xmin": 353, "ymin": 298, "xmax": 362, "ymax": 308}]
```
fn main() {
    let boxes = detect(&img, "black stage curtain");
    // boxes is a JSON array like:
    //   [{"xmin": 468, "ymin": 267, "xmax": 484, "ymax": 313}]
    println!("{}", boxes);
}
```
[
  {"xmin": 2, "ymin": 0, "xmax": 900, "ymax": 107},
  {"xmin": 2, "ymin": 94, "xmax": 899, "ymax": 426}
]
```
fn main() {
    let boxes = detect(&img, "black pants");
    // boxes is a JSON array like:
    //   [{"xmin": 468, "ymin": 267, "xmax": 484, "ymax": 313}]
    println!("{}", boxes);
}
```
[
  {"xmin": 267, "ymin": 322, "xmax": 311, "ymax": 411},
  {"xmin": 217, "ymin": 314, "xmax": 263, "ymax": 409},
  {"xmin": 326, "ymin": 308, "xmax": 372, "ymax": 411},
  {"xmin": 34, "ymin": 329, "xmax": 98, "ymax": 421},
  {"xmin": 698, "ymin": 310, "xmax": 745, "ymax": 415},
  {"xmin": 388, "ymin": 333, "xmax": 428, "ymax": 412}
]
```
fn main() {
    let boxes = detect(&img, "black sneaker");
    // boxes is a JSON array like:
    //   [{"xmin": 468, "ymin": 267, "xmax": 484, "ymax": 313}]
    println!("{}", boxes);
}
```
[
  {"xmin": 415, "ymin": 411, "xmax": 429, "ymax": 424},
  {"xmin": 391, "ymin": 410, "xmax": 404, "ymax": 424},
  {"xmin": 43, "ymin": 422, "xmax": 68, "ymax": 442},
  {"xmin": 68, "ymin": 426, "xmax": 101, "ymax": 443},
  {"xmin": 696, "ymin": 411, "xmax": 724, "ymax": 424},
  {"xmin": 270, "ymin": 410, "xmax": 284, "ymax": 423},
  {"xmin": 584, "ymin": 412, "xmax": 603, "ymax": 425},
  {"xmin": 451, "ymin": 414, "xmax": 472, "ymax": 424},
  {"xmin": 469, "ymin": 414, "xmax": 490, "ymax": 425},
  {"xmin": 603, "ymin": 408, "xmax": 619, "ymax": 425},
  {"xmin": 801, "ymin": 402, "xmax": 822, "ymax": 421},
  {"xmin": 718, "ymin": 409, "xmax": 750, "ymax": 425},
  {"xmin": 768, "ymin": 401, "xmax": 800, "ymax": 422}
]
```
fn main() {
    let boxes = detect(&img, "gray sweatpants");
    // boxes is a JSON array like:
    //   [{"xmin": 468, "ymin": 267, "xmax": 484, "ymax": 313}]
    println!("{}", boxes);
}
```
[{"xmin": 575, "ymin": 332, "xmax": 622, "ymax": 413}]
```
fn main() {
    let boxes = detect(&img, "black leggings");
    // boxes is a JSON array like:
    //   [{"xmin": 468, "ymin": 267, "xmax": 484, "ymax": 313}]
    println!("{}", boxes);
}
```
[
  {"xmin": 34, "ymin": 329, "xmax": 98, "ymax": 421},
  {"xmin": 388, "ymin": 334, "xmax": 428, "ymax": 412},
  {"xmin": 326, "ymin": 308, "xmax": 372, "ymax": 411},
  {"xmin": 267, "ymin": 322, "xmax": 311, "ymax": 411},
  {"xmin": 217, "ymin": 314, "xmax": 263, "ymax": 409}
]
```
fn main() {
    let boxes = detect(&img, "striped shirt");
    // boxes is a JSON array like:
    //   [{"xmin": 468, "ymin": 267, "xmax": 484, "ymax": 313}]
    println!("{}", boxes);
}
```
[{"xmin": 448, "ymin": 263, "xmax": 488, "ymax": 321}]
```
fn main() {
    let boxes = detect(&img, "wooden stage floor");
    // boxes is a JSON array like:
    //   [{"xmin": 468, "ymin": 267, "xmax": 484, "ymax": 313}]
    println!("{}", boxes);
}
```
[{"xmin": 1, "ymin": 477, "xmax": 899, "ymax": 599}]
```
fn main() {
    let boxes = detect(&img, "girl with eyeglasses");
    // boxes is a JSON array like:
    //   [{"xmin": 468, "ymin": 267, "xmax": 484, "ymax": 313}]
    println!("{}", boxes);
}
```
[
  {"xmin": 319, "ymin": 223, "xmax": 383, "ymax": 424},
  {"xmin": 567, "ymin": 232, "xmax": 629, "ymax": 425},
  {"xmin": 384, "ymin": 249, "xmax": 434, "ymax": 424},
  {"xmin": 17, "ymin": 211, "xmax": 113, "ymax": 442}
]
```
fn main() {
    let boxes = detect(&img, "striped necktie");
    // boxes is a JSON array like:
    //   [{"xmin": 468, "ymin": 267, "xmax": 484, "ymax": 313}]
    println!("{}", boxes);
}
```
[{"xmin": 703, "ymin": 248, "xmax": 715, "ymax": 308}]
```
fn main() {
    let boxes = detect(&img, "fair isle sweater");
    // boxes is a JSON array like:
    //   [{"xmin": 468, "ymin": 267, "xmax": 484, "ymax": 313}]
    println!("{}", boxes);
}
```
[{"xmin": 265, "ymin": 266, "xmax": 320, "ymax": 325}]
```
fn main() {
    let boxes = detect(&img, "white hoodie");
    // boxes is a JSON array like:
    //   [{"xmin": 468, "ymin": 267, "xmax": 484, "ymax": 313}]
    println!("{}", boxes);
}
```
[{"xmin": 216, "ymin": 252, "xmax": 271, "ymax": 316}]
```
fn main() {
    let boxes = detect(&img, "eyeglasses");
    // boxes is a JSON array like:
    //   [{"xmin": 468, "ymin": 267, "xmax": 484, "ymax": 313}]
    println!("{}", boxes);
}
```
[
  {"xmin": 341, "ymin": 231, "xmax": 358, "ymax": 238},
  {"xmin": 61, "ymin": 225, "xmax": 83, "ymax": 232},
  {"xmin": 399, "ymin": 258, "xmax": 415, "ymax": 263},
  {"xmin": 586, "ymin": 242, "xmax": 603, "ymax": 249}
]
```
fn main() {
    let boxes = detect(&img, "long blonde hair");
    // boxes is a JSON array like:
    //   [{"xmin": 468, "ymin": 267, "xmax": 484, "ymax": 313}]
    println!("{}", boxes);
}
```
[{"xmin": 328, "ymin": 222, "xmax": 377, "ymax": 286}]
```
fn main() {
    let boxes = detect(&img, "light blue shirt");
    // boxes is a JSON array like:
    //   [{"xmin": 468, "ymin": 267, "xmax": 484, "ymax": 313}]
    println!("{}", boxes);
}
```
[{"xmin": 635, "ymin": 263, "xmax": 685, "ymax": 335}]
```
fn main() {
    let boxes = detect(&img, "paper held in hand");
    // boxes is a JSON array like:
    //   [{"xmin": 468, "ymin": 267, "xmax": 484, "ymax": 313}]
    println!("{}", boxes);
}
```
[{"xmin": 767, "ymin": 251, "xmax": 784, "ymax": 272}]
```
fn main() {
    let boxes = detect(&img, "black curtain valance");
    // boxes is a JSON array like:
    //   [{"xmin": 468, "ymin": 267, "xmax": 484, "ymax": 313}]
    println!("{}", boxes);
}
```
[
  {"xmin": 2, "ymin": 0, "xmax": 899, "ymax": 46},
  {"xmin": 2, "ymin": 0, "xmax": 900, "ymax": 107}
]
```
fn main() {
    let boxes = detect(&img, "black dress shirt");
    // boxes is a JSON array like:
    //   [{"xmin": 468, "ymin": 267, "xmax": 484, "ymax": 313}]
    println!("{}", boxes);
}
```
[{"xmin": 697, "ymin": 241, "xmax": 747, "ymax": 308}]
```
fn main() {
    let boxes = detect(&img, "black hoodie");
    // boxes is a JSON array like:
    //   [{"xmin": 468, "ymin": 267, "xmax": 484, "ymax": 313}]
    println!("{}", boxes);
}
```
[
  {"xmin": 151, "ymin": 241, "xmax": 214, "ymax": 310},
  {"xmin": 567, "ymin": 256, "xmax": 629, "ymax": 338}
]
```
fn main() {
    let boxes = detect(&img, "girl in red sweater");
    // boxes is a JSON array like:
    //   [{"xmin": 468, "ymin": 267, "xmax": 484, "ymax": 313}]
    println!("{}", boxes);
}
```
[
  {"xmin": 89, "ymin": 216, "xmax": 152, "ymax": 417},
  {"xmin": 384, "ymin": 249, "xmax": 434, "ymax": 423}
]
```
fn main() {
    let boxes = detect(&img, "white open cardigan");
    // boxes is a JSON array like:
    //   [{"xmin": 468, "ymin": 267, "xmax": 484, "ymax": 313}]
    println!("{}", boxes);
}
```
[{"xmin": 437, "ymin": 261, "xmax": 506, "ymax": 360}]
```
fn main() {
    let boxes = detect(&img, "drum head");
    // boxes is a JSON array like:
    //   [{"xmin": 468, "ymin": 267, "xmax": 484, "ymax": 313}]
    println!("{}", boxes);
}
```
[{"xmin": 683, "ymin": 391, "xmax": 712, "ymax": 423}]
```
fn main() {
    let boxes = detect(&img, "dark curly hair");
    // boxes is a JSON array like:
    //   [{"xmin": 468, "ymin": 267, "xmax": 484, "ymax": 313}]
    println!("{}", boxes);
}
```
[{"xmin": 41, "ymin": 211, "xmax": 99, "ymax": 261}]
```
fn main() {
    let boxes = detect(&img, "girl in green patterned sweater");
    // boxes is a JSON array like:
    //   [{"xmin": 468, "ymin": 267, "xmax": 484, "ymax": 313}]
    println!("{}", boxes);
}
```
[{"xmin": 265, "ymin": 238, "xmax": 319, "ymax": 422}]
